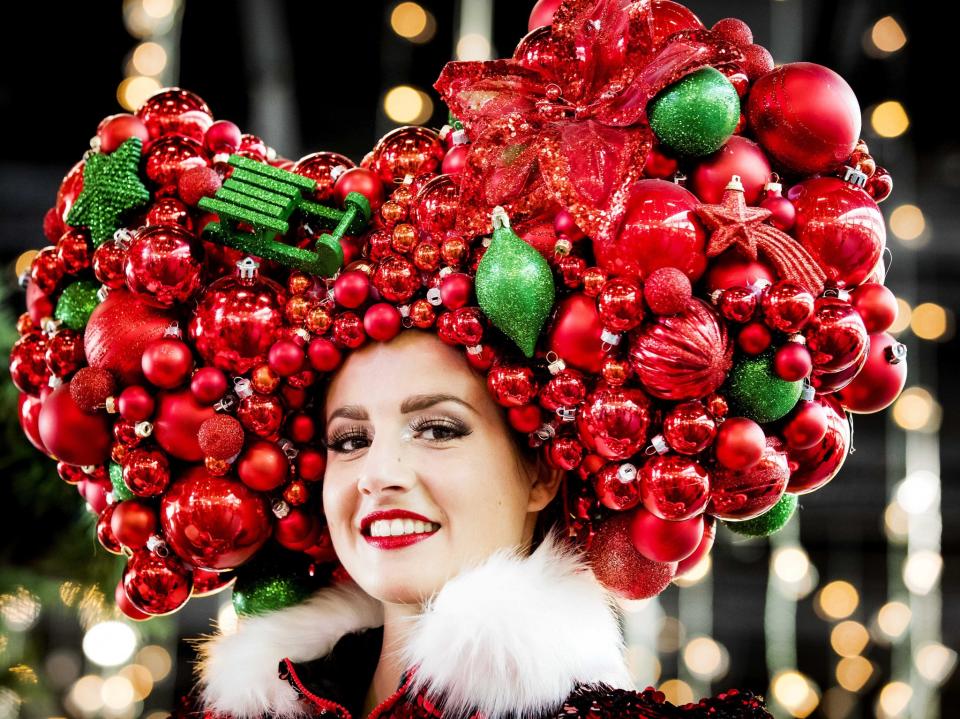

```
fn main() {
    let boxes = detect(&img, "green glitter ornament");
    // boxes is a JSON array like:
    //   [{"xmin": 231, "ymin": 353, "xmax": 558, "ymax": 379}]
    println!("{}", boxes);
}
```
[
  {"xmin": 648, "ymin": 67, "xmax": 740, "ymax": 157},
  {"xmin": 724, "ymin": 493, "xmax": 798, "ymax": 537},
  {"xmin": 231, "ymin": 551, "xmax": 326, "ymax": 617},
  {"xmin": 55, "ymin": 280, "xmax": 101, "ymax": 330},
  {"xmin": 726, "ymin": 351, "xmax": 803, "ymax": 424},
  {"xmin": 109, "ymin": 462, "xmax": 134, "ymax": 502},
  {"xmin": 475, "ymin": 207, "xmax": 555, "ymax": 358},
  {"xmin": 66, "ymin": 137, "xmax": 151, "ymax": 247}
]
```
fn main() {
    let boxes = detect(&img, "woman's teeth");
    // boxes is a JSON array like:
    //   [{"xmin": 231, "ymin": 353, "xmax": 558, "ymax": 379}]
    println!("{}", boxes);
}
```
[{"xmin": 368, "ymin": 519, "xmax": 440, "ymax": 538}]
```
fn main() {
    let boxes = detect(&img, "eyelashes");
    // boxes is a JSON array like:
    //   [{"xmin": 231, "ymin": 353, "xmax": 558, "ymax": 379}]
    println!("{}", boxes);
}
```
[{"xmin": 323, "ymin": 416, "xmax": 472, "ymax": 454}]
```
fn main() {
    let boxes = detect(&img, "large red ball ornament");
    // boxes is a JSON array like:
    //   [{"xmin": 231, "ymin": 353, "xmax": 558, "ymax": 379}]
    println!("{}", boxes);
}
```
[
  {"xmin": 372, "ymin": 255, "xmax": 419, "ymax": 303},
  {"xmin": 630, "ymin": 508, "xmax": 704, "ymax": 563},
  {"xmin": 160, "ymin": 465, "xmax": 272, "ymax": 570},
  {"xmin": 372, "ymin": 126, "xmax": 446, "ymax": 185},
  {"xmin": 628, "ymin": 298, "xmax": 732, "ymax": 400},
  {"xmin": 587, "ymin": 513, "xmax": 677, "ymax": 600},
  {"xmin": 714, "ymin": 416, "xmax": 765, "ymax": 470},
  {"xmin": 413, "ymin": 174, "xmax": 460, "ymax": 238},
  {"xmin": 85, "ymin": 290, "xmax": 175, "ymax": 386},
  {"xmin": 576, "ymin": 386, "xmax": 652, "ymax": 461},
  {"xmin": 690, "ymin": 136, "xmax": 771, "ymax": 205},
  {"xmin": 709, "ymin": 438, "xmax": 790, "ymax": 520},
  {"xmin": 788, "ymin": 177, "xmax": 885, "ymax": 287},
  {"xmin": 237, "ymin": 440, "xmax": 290, "ymax": 491},
  {"xmin": 38, "ymin": 384, "xmax": 112, "ymax": 466},
  {"xmin": 142, "ymin": 338, "xmax": 194, "ymax": 389},
  {"xmin": 153, "ymin": 389, "xmax": 217, "ymax": 461},
  {"xmin": 144, "ymin": 134, "xmax": 207, "ymax": 188},
  {"xmin": 640, "ymin": 454, "xmax": 711, "ymax": 520},
  {"xmin": 333, "ymin": 167, "xmax": 384, "ymax": 212},
  {"xmin": 547, "ymin": 293, "xmax": 606, "ymax": 373},
  {"xmin": 836, "ymin": 332, "xmax": 908, "ymax": 414},
  {"xmin": 662, "ymin": 401, "xmax": 716, "ymax": 455},
  {"xmin": 594, "ymin": 180, "xmax": 707, "ymax": 281},
  {"xmin": 747, "ymin": 62, "xmax": 861, "ymax": 175},
  {"xmin": 804, "ymin": 296, "xmax": 869, "ymax": 372},
  {"xmin": 850, "ymin": 282, "xmax": 898, "ymax": 334},
  {"xmin": 703, "ymin": 251, "xmax": 775, "ymax": 293},
  {"xmin": 363, "ymin": 303, "xmax": 403, "ymax": 342},
  {"xmin": 528, "ymin": 0, "xmax": 562, "ymax": 29},
  {"xmin": 122, "ymin": 550, "xmax": 193, "ymax": 616},
  {"xmin": 110, "ymin": 499, "xmax": 158, "ymax": 549},
  {"xmin": 136, "ymin": 88, "xmax": 213, "ymax": 141},
  {"xmin": 237, "ymin": 393, "xmax": 285, "ymax": 439},
  {"xmin": 786, "ymin": 396, "xmax": 849, "ymax": 494},
  {"xmin": 293, "ymin": 151, "xmax": 356, "ymax": 202}
]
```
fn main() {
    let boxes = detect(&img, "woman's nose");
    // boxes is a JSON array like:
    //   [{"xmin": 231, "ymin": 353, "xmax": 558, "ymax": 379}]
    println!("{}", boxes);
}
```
[{"xmin": 356, "ymin": 432, "xmax": 417, "ymax": 495}]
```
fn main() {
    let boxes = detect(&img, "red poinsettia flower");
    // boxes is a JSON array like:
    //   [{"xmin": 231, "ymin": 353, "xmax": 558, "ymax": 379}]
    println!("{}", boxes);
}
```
[{"xmin": 435, "ymin": 0, "xmax": 744, "ymax": 242}]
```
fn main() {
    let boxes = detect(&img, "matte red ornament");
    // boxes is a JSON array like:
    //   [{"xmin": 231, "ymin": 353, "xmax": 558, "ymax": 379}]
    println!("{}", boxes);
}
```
[
  {"xmin": 204, "ymin": 120, "xmax": 242, "ymax": 155},
  {"xmin": 275, "ymin": 508, "xmax": 320, "ymax": 551},
  {"xmin": 662, "ymin": 401, "xmax": 716, "ymax": 455},
  {"xmin": 576, "ymin": 386, "xmax": 652, "ymax": 461},
  {"xmin": 373, "ymin": 126, "xmax": 445, "ymax": 185},
  {"xmin": 759, "ymin": 184, "xmax": 796, "ymax": 232},
  {"xmin": 237, "ymin": 440, "xmax": 290, "ymax": 491},
  {"xmin": 38, "ymin": 384, "xmax": 112, "ymax": 466},
  {"xmin": 110, "ymin": 499, "xmax": 158, "ymax": 549},
  {"xmin": 26, "ymin": 280, "xmax": 55, "ymax": 326},
  {"xmin": 709, "ymin": 438, "xmax": 790, "ymax": 520},
  {"xmin": 593, "ymin": 463, "xmax": 643, "ymax": 512},
  {"xmin": 643, "ymin": 267, "xmax": 691, "ymax": 315},
  {"xmin": 773, "ymin": 342, "xmax": 812, "ymax": 382},
  {"xmin": 198, "ymin": 414, "xmax": 245, "ymax": 460},
  {"xmin": 804, "ymin": 296, "xmax": 869, "ymax": 372},
  {"xmin": 782, "ymin": 400, "xmax": 828, "ymax": 450},
  {"xmin": 333, "ymin": 167, "xmax": 384, "ymax": 212},
  {"xmin": 630, "ymin": 507, "xmax": 704, "ymax": 563},
  {"xmin": 293, "ymin": 152, "xmax": 356, "ymax": 203},
  {"xmin": 507, "ymin": 405, "xmax": 542, "ymax": 433},
  {"xmin": 597, "ymin": 277, "xmax": 645, "ymax": 332},
  {"xmin": 333, "ymin": 270, "xmax": 370, "ymax": 308},
  {"xmin": 714, "ymin": 417, "xmax": 765, "ymax": 470},
  {"xmin": 787, "ymin": 396, "xmax": 849, "ymax": 494},
  {"xmin": 142, "ymin": 338, "xmax": 194, "ymax": 389},
  {"xmin": 97, "ymin": 113, "xmax": 150, "ymax": 154},
  {"xmin": 122, "ymin": 448, "xmax": 171, "ymax": 497},
  {"xmin": 267, "ymin": 339, "xmax": 305, "ymax": 377},
  {"xmin": 190, "ymin": 367, "xmax": 228, "ymax": 404},
  {"xmin": 307, "ymin": 338, "xmax": 343, "ymax": 372},
  {"xmin": 737, "ymin": 321, "xmax": 772, "ymax": 355},
  {"xmin": 628, "ymin": 298, "xmax": 732, "ymax": 401},
  {"xmin": 118, "ymin": 385, "xmax": 155, "ymax": 422},
  {"xmin": 153, "ymin": 389, "xmax": 217, "ymax": 461},
  {"xmin": 122, "ymin": 550, "xmax": 193, "ymax": 616},
  {"xmin": 547, "ymin": 293, "xmax": 606, "ymax": 373},
  {"xmin": 640, "ymin": 454, "xmax": 711, "ymax": 520},
  {"xmin": 836, "ymin": 332, "xmax": 907, "ymax": 414},
  {"xmin": 704, "ymin": 251, "xmax": 775, "ymax": 293},
  {"xmin": 298, "ymin": 448, "xmax": 326, "ymax": 482},
  {"xmin": 850, "ymin": 282, "xmax": 898, "ymax": 334},
  {"xmin": 690, "ymin": 136, "xmax": 771, "ymax": 205},
  {"xmin": 528, "ymin": 0, "xmax": 562, "ymax": 29},
  {"xmin": 136, "ymin": 88, "xmax": 213, "ymax": 141},
  {"xmin": 161, "ymin": 465, "xmax": 271, "ymax": 570},
  {"xmin": 363, "ymin": 303, "xmax": 402, "ymax": 342},
  {"xmin": 439, "ymin": 273, "xmax": 473, "ymax": 309},
  {"xmin": 441, "ymin": 144, "xmax": 469, "ymax": 176},
  {"xmin": 762, "ymin": 281, "xmax": 815, "ymax": 333},
  {"xmin": 587, "ymin": 513, "xmax": 677, "ymax": 600}
]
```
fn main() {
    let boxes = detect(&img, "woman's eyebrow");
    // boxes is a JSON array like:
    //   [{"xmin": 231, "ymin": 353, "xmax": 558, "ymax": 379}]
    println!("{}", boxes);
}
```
[{"xmin": 326, "ymin": 393, "xmax": 478, "ymax": 424}]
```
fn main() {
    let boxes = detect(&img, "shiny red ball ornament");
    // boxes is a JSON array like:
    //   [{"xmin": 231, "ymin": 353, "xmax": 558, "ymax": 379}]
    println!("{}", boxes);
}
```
[
  {"xmin": 737, "ymin": 321, "xmax": 772, "ymax": 355},
  {"xmin": 690, "ymin": 136, "xmax": 771, "ymax": 205},
  {"xmin": 115, "ymin": 580, "xmax": 151, "ymax": 621},
  {"xmin": 413, "ymin": 174, "xmax": 460, "ymax": 238},
  {"xmin": 850, "ymin": 282, "xmax": 898, "ymax": 334},
  {"xmin": 372, "ymin": 255, "xmax": 419, "ymax": 303},
  {"xmin": 122, "ymin": 448, "xmax": 171, "ymax": 497},
  {"xmin": 136, "ymin": 88, "xmax": 213, "ymax": 141},
  {"xmin": 118, "ymin": 385, "xmax": 155, "ymax": 422},
  {"xmin": 298, "ymin": 448, "xmax": 326, "ymax": 482},
  {"xmin": 333, "ymin": 270, "xmax": 370, "ymax": 308},
  {"xmin": 237, "ymin": 393, "xmax": 285, "ymax": 439},
  {"xmin": 373, "ymin": 126, "xmax": 446, "ymax": 185},
  {"xmin": 594, "ymin": 180, "xmax": 707, "ymax": 281},
  {"xmin": 441, "ymin": 144, "xmax": 469, "ymax": 176},
  {"xmin": 160, "ymin": 465, "xmax": 271, "ymax": 570},
  {"xmin": 587, "ymin": 513, "xmax": 677, "ymax": 600},
  {"xmin": 46, "ymin": 329, "xmax": 86, "ymax": 378},
  {"xmin": 836, "ymin": 332, "xmax": 908, "ymax": 414},
  {"xmin": 10, "ymin": 333, "xmax": 50, "ymax": 396},
  {"xmin": 153, "ymin": 389, "xmax": 217, "ymax": 461},
  {"xmin": 630, "ymin": 508, "xmax": 704, "ymax": 563},
  {"xmin": 363, "ymin": 303, "xmax": 402, "ymax": 342},
  {"xmin": 204, "ymin": 119, "xmax": 242, "ymax": 155},
  {"xmin": 307, "ymin": 337, "xmax": 343, "ymax": 372},
  {"xmin": 56, "ymin": 160, "xmax": 85, "ymax": 226},
  {"xmin": 547, "ymin": 293, "xmax": 606, "ymax": 373},
  {"xmin": 18, "ymin": 394, "xmax": 46, "ymax": 453},
  {"xmin": 640, "ymin": 454, "xmax": 710, "ymax": 520},
  {"xmin": 762, "ymin": 282, "xmax": 815, "ymax": 333},
  {"xmin": 788, "ymin": 177, "xmax": 885, "ymax": 287},
  {"xmin": 576, "ymin": 386, "xmax": 652, "ymax": 461},
  {"xmin": 804, "ymin": 296, "xmax": 869, "ymax": 372},
  {"xmin": 628, "ymin": 298, "xmax": 732, "ymax": 401},
  {"xmin": 92, "ymin": 238, "xmax": 128, "ymax": 289},
  {"xmin": 25, "ymin": 281, "xmax": 54, "ymax": 327},
  {"xmin": 30, "ymin": 247, "xmax": 63, "ymax": 295},
  {"xmin": 292, "ymin": 151, "xmax": 355, "ymax": 202},
  {"xmin": 237, "ymin": 440, "xmax": 290, "ymax": 491},
  {"xmin": 192, "ymin": 568, "xmax": 236, "ymax": 597},
  {"xmin": 714, "ymin": 417, "xmax": 765, "ymax": 471},
  {"xmin": 96, "ymin": 504, "xmax": 124, "ymax": 554},
  {"xmin": 540, "ymin": 368, "xmax": 586, "ymax": 412},
  {"xmin": 125, "ymin": 225, "xmax": 204, "ymax": 307},
  {"xmin": 787, "ymin": 396, "xmax": 849, "ymax": 494},
  {"xmin": 190, "ymin": 367, "xmax": 228, "ymax": 404},
  {"xmin": 709, "ymin": 438, "xmax": 790, "ymax": 520},
  {"xmin": 97, "ymin": 113, "xmax": 150, "ymax": 154},
  {"xmin": 122, "ymin": 550, "xmax": 193, "ymax": 616},
  {"xmin": 333, "ymin": 311, "xmax": 366, "ymax": 349},
  {"xmin": 147, "ymin": 197, "xmax": 193, "ymax": 230},
  {"xmin": 773, "ymin": 342, "xmax": 812, "ymax": 381},
  {"xmin": 528, "ymin": 0, "xmax": 562, "ymax": 29},
  {"xmin": 487, "ymin": 365, "xmax": 538, "ymax": 407},
  {"xmin": 676, "ymin": 517, "xmax": 717, "ymax": 577},
  {"xmin": 747, "ymin": 63, "xmax": 861, "ymax": 175},
  {"xmin": 144, "ymin": 134, "xmax": 207, "ymax": 188},
  {"xmin": 662, "ymin": 401, "xmax": 717, "ymax": 455},
  {"xmin": 703, "ymin": 250, "xmax": 775, "ymax": 293},
  {"xmin": 593, "ymin": 463, "xmax": 643, "ymax": 512},
  {"xmin": 782, "ymin": 400, "xmax": 828, "ymax": 450},
  {"xmin": 759, "ymin": 183, "xmax": 796, "ymax": 232},
  {"xmin": 56, "ymin": 228, "xmax": 92, "ymax": 274},
  {"xmin": 141, "ymin": 338, "xmax": 194, "ymax": 389},
  {"xmin": 110, "ymin": 499, "xmax": 158, "ymax": 549},
  {"xmin": 333, "ymin": 167, "xmax": 384, "ymax": 212},
  {"xmin": 198, "ymin": 414, "xmax": 245, "ymax": 460},
  {"xmin": 38, "ymin": 384, "xmax": 112, "ymax": 465},
  {"xmin": 643, "ymin": 267, "xmax": 692, "ymax": 315},
  {"xmin": 597, "ymin": 277, "xmax": 645, "ymax": 332},
  {"xmin": 275, "ymin": 508, "xmax": 320, "ymax": 551},
  {"xmin": 267, "ymin": 339, "xmax": 305, "ymax": 377},
  {"xmin": 548, "ymin": 436, "xmax": 584, "ymax": 471}
]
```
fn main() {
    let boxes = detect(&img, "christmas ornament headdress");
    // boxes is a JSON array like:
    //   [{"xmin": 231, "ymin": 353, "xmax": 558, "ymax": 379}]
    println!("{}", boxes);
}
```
[{"xmin": 12, "ymin": 0, "xmax": 906, "ymax": 619}]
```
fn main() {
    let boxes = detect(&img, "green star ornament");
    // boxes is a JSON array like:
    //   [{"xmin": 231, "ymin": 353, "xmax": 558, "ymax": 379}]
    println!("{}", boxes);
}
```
[{"xmin": 66, "ymin": 137, "xmax": 151, "ymax": 247}]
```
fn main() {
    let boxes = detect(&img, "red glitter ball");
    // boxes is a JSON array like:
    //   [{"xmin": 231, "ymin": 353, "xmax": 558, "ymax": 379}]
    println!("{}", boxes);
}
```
[
  {"xmin": 69, "ymin": 367, "xmax": 117, "ymax": 412},
  {"xmin": 198, "ymin": 414, "xmax": 245, "ymax": 460},
  {"xmin": 643, "ymin": 267, "xmax": 692, "ymax": 315}
]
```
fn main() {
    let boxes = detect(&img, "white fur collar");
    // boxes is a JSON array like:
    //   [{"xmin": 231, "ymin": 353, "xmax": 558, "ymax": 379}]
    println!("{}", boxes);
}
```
[{"xmin": 192, "ymin": 528, "xmax": 634, "ymax": 719}]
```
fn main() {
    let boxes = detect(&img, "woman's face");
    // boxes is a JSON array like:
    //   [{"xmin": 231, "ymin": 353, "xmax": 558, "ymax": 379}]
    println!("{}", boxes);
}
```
[{"xmin": 321, "ymin": 330, "xmax": 561, "ymax": 606}]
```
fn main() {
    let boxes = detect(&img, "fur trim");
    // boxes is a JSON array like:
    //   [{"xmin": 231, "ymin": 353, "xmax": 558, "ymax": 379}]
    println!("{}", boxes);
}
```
[{"xmin": 193, "ymin": 526, "xmax": 632, "ymax": 719}]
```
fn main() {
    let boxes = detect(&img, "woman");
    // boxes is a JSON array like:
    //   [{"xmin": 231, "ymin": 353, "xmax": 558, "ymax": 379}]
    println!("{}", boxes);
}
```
[{"xmin": 191, "ymin": 328, "xmax": 772, "ymax": 719}]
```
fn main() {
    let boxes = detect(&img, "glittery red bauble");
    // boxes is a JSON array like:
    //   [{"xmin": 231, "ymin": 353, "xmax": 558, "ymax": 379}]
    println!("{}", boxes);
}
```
[
  {"xmin": 333, "ymin": 167, "xmax": 384, "ymax": 212},
  {"xmin": 630, "ymin": 507, "xmax": 704, "ymax": 563},
  {"xmin": 786, "ymin": 396, "xmax": 849, "ymax": 494},
  {"xmin": 746, "ymin": 63, "xmax": 861, "ymax": 175},
  {"xmin": 122, "ymin": 550, "xmax": 193, "ymax": 616},
  {"xmin": 237, "ymin": 393, "xmax": 285, "ymax": 439},
  {"xmin": 703, "ymin": 250, "xmax": 776, "ymax": 293},
  {"xmin": 144, "ymin": 134, "xmax": 207, "ymax": 188},
  {"xmin": 373, "ymin": 126, "xmax": 446, "ymax": 185},
  {"xmin": 160, "ymin": 465, "xmax": 271, "ymax": 570},
  {"xmin": 110, "ymin": 499, "xmax": 158, "ymax": 549},
  {"xmin": 97, "ymin": 113, "xmax": 150, "ymax": 154},
  {"xmin": 10, "ymin": 333, "xmax": 50, "ymax": 396},
  {"xmin": 709, "ymin": 438, "xmax": 789, "ymax": 520},
  {"xmin": 547, "ymin": 293, "xmax": 606, "ymax": 373},
  {"xmin": 189, "ymin": 273, "xmax": 286, "ymax": 374},
  {"xmin": 773, "ymin": 342, "xmax": 812, "ymax": 382},
  {"xmin": 122, "ymin": 448, "xmax": 171, "ymax": 497},
  {"xmin": 850, "ymin": 282, "xmax": 898, "ymax": 334},
  {"xmin": 18, "ymin": 394, "xmax": 46, "ymax": 453},
  {"xmin": 593, "ymin": 464, "xmax": 643, "ymax": 511},
  {"xmin": 676, "ymin": 517, "xmax": 716, "ymax": 576},
  {"xmin": 587, "ymin": 513, "xmax": 677, "ymax": 600},
  {"xmin": 198, "ymin": 414, "xmax": 245, "ymax": 460},
  {"xmin": 643, "ymin": 267, "xmax": 692, "ymax": 316},
  {"xmin": 85, "ymin": 290, "xmax": 175, "ymax": 386},
  {"xmin": 597, "ymin": 277, "xmax": 645, "ymax": 332},
  {"xmin": 594, "ymin": 180, "xmax": 707, "ymax": 281},
  {"xmin": 293, "ymin": 151, "xmax": 355, "ymax": 202},
  {"xmin": 413, "ymin": 174, "xmax": 460, "ymax": 238},
  {"xmin": 640, "ymin": 454, "xmax": 710, "ymax": 520},
  {"xmin": 141, "ymin": 338, "xmax": 194, "ymax": 389},
  {"xmin": 662, "ymin": 401, "xmax": 716, "ymax": 455},
  {"xmin": 761, "ymin": 281, "xmax": 815, "ymax": 333},
  {"xmin": 712, "ymin": 17, "xmax": 752, "ymax": 44},
  {"xmin": 363, "ymin": 303, "xmax": 402, "ymax": 342},
  {"xmin": 37, "ymin": 384, "xmax": 111, "ymax": 466},
  {"xmin": 190, "ymin": 367, "xmax": 228, "ymax": 405},
  {"xmin": 804, "ymin": 296, "xmax": 869, "ymax": 372},
  {"xmin": 192, "ymin": 568, "xmax": 236, "ymax": 597},
  {"xmin": 576, "ymin": 386, "xmax": 652, "ymax": 461},
  {"xmin": 237, "ymin": 440, "xmax": 290, "ymax": 491},
  {"xmin": 177, "ymin": 165, "xmax": 222, "ymax": 207},
  {"xmin": 836, "ymin": 333, "xmax": 907, "ymax": 414},
  {"xmin": 782, "ymin": 400, "xmax": 828, "ymax": 450},
  {"xmin": 136, "ymin": 88, "xmax": 213, "ymax": 141},
  {"xmin": 628, "ymin": 298, "xmax": 732, "ymax": 401},
  {"xmin": 153, "ymin": 389, "xmax": 217, "ymax": 461},
  {"xmin": 690, "ymin": 136, "xmax": 771, "ymax": 205},
  {"xmin": 125, "ymin": 225, "xmax": 204, "ymax": 307},
  {"xmin": 714, "ymin": 416, "xmax": 765, "ymax": 470},
  {"xmin": 787, "ymin": 177, "xmax": 885, "ymax": 287}
]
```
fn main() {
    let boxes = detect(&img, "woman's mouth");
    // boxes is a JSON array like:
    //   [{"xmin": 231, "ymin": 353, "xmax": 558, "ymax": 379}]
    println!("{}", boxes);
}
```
[{"xmin": 362, "ymin": 519, "xmax": 441, "ymax": 550}]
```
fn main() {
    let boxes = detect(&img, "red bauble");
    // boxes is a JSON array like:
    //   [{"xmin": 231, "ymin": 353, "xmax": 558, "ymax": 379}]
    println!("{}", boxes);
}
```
[
  {"xmin": 56, "ymin": 160, "xmax": 85, "ymax": 226},
  {"xmin": 92, "ymin": 239, "xmax": 128, "ymax": 289},
  {"xmin": 190, "ymin": 367, "xmax": 228, "ymax": 404},
  {"xmin": 18, "ymin": 394, "xmax": 46, "ymax": 453},
  {"xmin": 298, "ymin": 448, "xmax": 326, "ymax": 482},
  {"xmin": 204, "ymin": 120, "xmax": 242, "ymax": 155},
  {"xmin": 153, "ymin": 389, "xmax": 217, "ymax": 461},
  {"xmin": 198, "ymin": 414, "xmax": 245, "ymax": 460},
  {"xmin": 441, "ymin": 144, "xmax": 469, "ymax": 176},
  {"xmin": 85, "ymin": 290, "xmax": 175, "ymax": 385},
  {"xmin": 747, "ymin": 62, "xmax": 861, "ymax": 175},
  {"xmin": 628, "ymin": 298, "xmax": 732, "ymax": 401},
  {"xmin": 737, "ymin": 321, "xmax": 772, "ymax": 355},
  {"xmin": 547, "ymin": 293, "xmax": 606, "ymax": 373},
  {"xmin": 115, "ymin": 580, "xmax": 151, "ymax": 621},
  {"xmin": 122, "ymin": 550, "xmax": 193, "ymax": 616},
  {"xmin": 587, "ymin": 513, "xmax": 677, "ymax": 600},
  {"xmin": 804, "ymin": 296, "xmax": 869, "ymax": 372},
  {"xmin": 237, "ymin": 440, "xmax": 290, "ymax": 491},
  {"xmin": 307, "ymin": 337, "xmax": 343, "ymax": 372},
  {"xmin": 597, "ymin": 277, "xmax": 645, "ymax": 332},
  {"xmin": 141, "ymin": 338, "xmax": 194, "ymax": 389},
  {"xmin": 192, "ymin": 568, "xmax": 236, "ymax": 597},
  {"xmin": 372, "ymin": 126, "xmax": 445, "ymax": 185},
  {"xmin": 292, "ymin": 151, "xmax": 355, "ymax": 203},
  {"xmin": 676, "ymin": 517, "xmax": 717, "ymax": 577},
  {"xmin": 709, "ymin": 438, "xmax": 790, "ymax": 520},
  {"xmin": 782, "ymin": 400, "xmax": 829, "ymax": 450},
  {"xmin": 45, "ymin": 329, "xmax": 85, "ymax": 378},
  {"xmin": 237, "ymin": 393, "xmax": 285, "ymax": 439},
  {"xmin": 267, "ymin": 339, "xmax": 305, "ymax": 377},
  {"xmin": 136, "ymin": 88, "xmax": 213, "ymax": 141},
  {"xmin": 786, "ymin": 396, "xmax": 849, "ymax": 494},
  {"xmin": 593, "ymin": 180, "xmax": 707, "ymax": 281},
  {"xmin": 118, "ymin": 386, "xmax": 156, "ymax": 422},
  {"xmin": 97, "ymin": 113, "xmax": 150, "ymax": 154},
  {"xmin": 189, "ymin": 271, "xmax": 287, "ymax": 374},
  {"xmin": 762, "ymin": 282, "xmax": 815, "ymax": 333},
  {"xmin": 30, "ymin": 247, "xmax": 63, "ymax": 295},
  {"xmin": 413, "ymin": 174, "xmax": 460, "ymax": 238},
  {"xmin": 850, "ymin": 282, "xmax": 898, "ymax": 334},
  {"xmin": 110, "ymin": 499, "xmax": 158, "ymax": 549},
  {"xmin": 144, "ymin": 134, "xmax": 207, "ymax": 188},
  {"xmin": 125, "ymin": 225, "xmax": 204, "ymax": 307},
  {"xmin": 96, "ymin": 504, "xmax": 124, "ymax": 554},
  {"xmin": 160, "ymin": 465, "xmax": 271, "ymax": 570},
  {"xmin": 38, "ymin": 384, "xmax": 112, "ymax": 466},
  {"xmin": 333, "ymin": 270, "xmax": 370, "ymax": 308},
  {"xmin": 56, "ymin": 228, "xmax": 92, "ymax": 274},
  {"xmin": 630, "ymin": 508, "xmax": 704, "ymax": 563},
  {"xmin": 147, "ymin": 197, "xmax": 193, "ymax": 230},
  {"xmin": 714, "ymin": 417, "xmax": 765, "ymax": 470},
  {"xmin": 123, "ymin": 448, "xmax": 171, "ymax": 497},
  {"xmin": 177, "ymin": 165, "xmax": 222, "ymax": 207},
  {"xmin": 640, "ymin": 454, "xmax": 711, "ymax": 520},
  {"xmin": 643, "ymin": 267, "xmax": 692, "ymax": 316},
  {"xmin": 773, "ymin": 342, "xmax": 812, "ymax": 382},
  {"xmin": 333, "ymin": 167, "xmax": 384, "ymax": 212},
  {"xmin": 836, "ymin": 332, "xmax": 908, "ymax": 414},
  {"xmin": 275, "ymin": 508, "xmax": 320, "ymax": 551},
  {"xmin": 690, "ymin": 136, "xmax": 771, "ymax": 205},
  {"xmin": 548, "ymin": 436, "xmax": 584, "ymax": 471},
  {"xmin": 26, "ymin": 280, "xmax": 55, "ymax": 326},
  {"xmin": 487, "ymin": 366, "xmax": 537, "ymax": 407},
  {"xmin": 703, "ymin": 250, "xmax": 776, "ymax": 293},
  {"xmin": 662, "ymin": 401, "xmax": 716, "ymax": 455},
  {"xmin": 528, "ymin": 0, "xmax": 562, "ymax": 29},
  {"xmin": 788, "ymin": 177, "xmax": 885, "ymax": 287},
  {"xmin": 593, "ymin": 464, "xmax": 643, "ymax": 512},
  {"xmin": 759, "ymin": 187, "xmax": 796, "ymax": 232},
  {"xmin": 372, "ymin": 255, "xmax": 419, "ymax": 303},
  {"xmin": 10, "ymin": 333, "xmax": 50, "ymax": 396},
  {"xmin": 576, "ymin": 386, "xmax": 652, "ymax": 461},
  {"xmin": 363, "ymin": 303, "xmax": 402, "ymax": 342},
  {"xmin": 439, "ymin": 273, "xmax": 473, "ymax": 309}
]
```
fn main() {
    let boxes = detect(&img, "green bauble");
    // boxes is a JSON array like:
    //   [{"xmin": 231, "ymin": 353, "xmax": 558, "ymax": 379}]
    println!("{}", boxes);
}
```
[
  {"xmin": 232, "ymin": 552, "xmax": 327, "ymax": 617},
  {"xmin": 724, "ymin": 493, "xmax": 798, "ymax": 537},
  {"xmin": 649, "ymin": 67, "xmax": 740, "ymax": 157},
  {"xmin": 726, "ymin": 351, "xmax": 803, "ymax": 424},
  {"xmin": 55, "ymin": 280, "xmax": 101, "ymax": 330},
  {"xmin": 109, "ymin": 462, "xmax": 134, "ymax": 502}
]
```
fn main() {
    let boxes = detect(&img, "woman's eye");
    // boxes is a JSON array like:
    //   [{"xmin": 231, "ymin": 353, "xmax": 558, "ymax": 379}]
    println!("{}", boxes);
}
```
[{"xmin": 325, "ymin": 420, "xmax": 469, "ymax": 454}]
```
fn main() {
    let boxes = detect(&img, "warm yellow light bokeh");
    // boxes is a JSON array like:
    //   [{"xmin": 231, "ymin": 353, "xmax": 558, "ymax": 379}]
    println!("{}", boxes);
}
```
[
  {"xmin": 911, "ymin": 302, "xmax": 950, "ymax": 340},
  {"xmin": 831, "ymin": 621, "xmax": 870, "ymax": 658},
  {"xmin": 871, "ymin": 101, "xmax": 910, "ymax": 138},
  {"xmin": 817, "ymin": 581, "xmax": 859, "ymax": 621},
  {"xmin": 836, "ymin": 656, "xmax": 873, "ymax": 692},
  {"xmin": 889, "ymin": 204, "xmax": 925, "ymax": 242},
  {"xmin": 383, "ymin": 85, "xmax": 433, "ymax": 125},
  {"xmin": 871, "ymin": 16, "xmax": 907, "ymax": 53}
]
